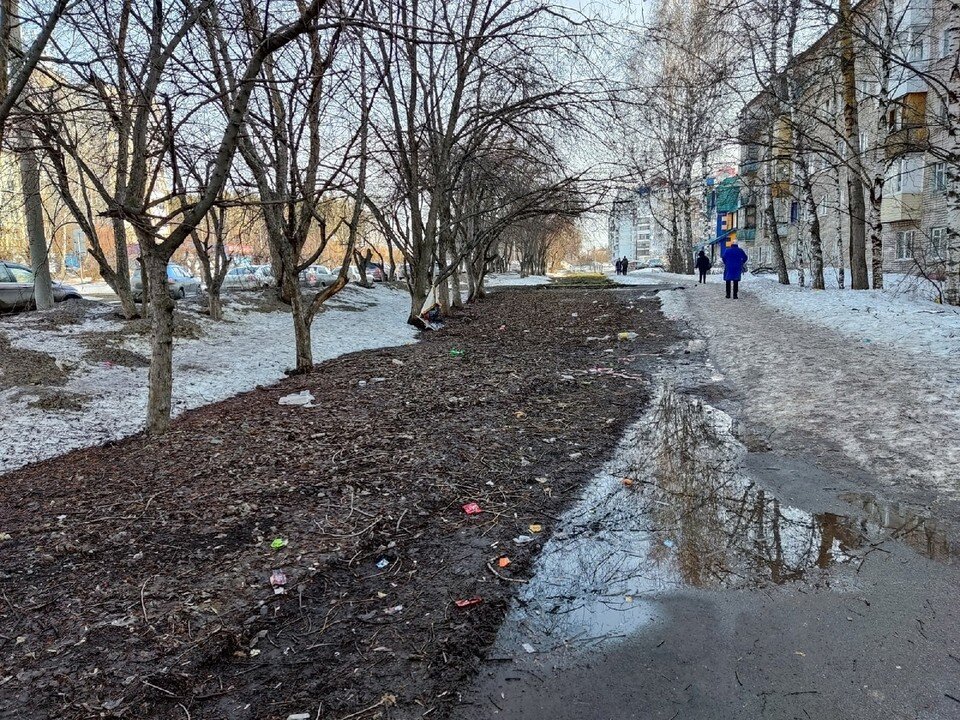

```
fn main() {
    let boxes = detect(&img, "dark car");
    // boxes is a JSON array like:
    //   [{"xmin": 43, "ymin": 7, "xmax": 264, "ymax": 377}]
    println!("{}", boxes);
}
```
[{"xmin": 0, "ymin": 261, "xmax": 83, "ymax": 312}]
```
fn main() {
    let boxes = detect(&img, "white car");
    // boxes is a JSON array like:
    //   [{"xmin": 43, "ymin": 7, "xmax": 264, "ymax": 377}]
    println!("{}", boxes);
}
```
[
  {"xmin": 302, "ymin": 265, "xmax": 339, "ymax": 287},
  {"xmin": 222, "ymin": 266, "xmax": 259, "ymax": 290},
  {"xmin": 252, "ymin": 265, "xmax": 275, "ymax": 287}
]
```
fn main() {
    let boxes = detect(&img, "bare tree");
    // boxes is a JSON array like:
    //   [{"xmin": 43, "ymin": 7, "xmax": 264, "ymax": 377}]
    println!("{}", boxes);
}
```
[
  {"xmin": 205, "ymin": 0, "xmax": 367, "ymax": 370},
  {"xmin": 36, "ymin": 0, "xmax": 325, "ymax": 432}
]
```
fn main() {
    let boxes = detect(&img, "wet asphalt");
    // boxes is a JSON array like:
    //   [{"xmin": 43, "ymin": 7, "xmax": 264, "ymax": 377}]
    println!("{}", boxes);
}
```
[{"xmin": 449, "ymin": 286, "xmax": 960, "ymax": 720}]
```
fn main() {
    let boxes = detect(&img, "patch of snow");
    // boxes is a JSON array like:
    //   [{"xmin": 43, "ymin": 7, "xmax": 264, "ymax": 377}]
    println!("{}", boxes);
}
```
[
  {"xmin": 484, "ymin": 273, "xmax": 550, "ymax": 287},
  {"xmin": 642, "ymin": 272, "xmax": 960, "ymax": 496},
  {"xmin": 0, "ymin": 286, "xmax": 417, "ymax": 475}
]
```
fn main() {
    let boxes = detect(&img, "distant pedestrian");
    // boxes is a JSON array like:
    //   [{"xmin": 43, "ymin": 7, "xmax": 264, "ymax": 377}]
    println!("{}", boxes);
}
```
[
  {"xmin": 621, "ymin": 256, "xmax": 629, "ymax": 275},
  {"xmin": 695, "ymin": 250, "xmax": 711, "ymax": 284},
  {"xmin": 721, "ymin": 241, "xmax": 748, "ymax": 299},
  {"xmin": 615, "ymin": 258, "xmax": 623, "ymax": 275}
]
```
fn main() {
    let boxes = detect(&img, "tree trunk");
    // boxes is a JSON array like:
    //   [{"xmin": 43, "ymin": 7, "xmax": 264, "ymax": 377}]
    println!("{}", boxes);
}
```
[
  {"xmin": 291, "ymin": 289, "xmax": 313, "ymax": 371},
  {"xmin": 764, "ymin": 186, "xmax": 790, "ymax": 284},
  {"xmin": 144, "ymin": 250, "xmax": 175, "ymax": 434},
  {"xmin": 941, "ymin": 5, "xmax": 959, "ymax": 304},
  {"xmin": 437, "ymin": 232, "xmax": 450, "ymax": 312},
  {"xmin": 450, "ymin": 246, "xmax": 464, "ymax": 310},
  {"xmin": 408, "ymin": 262, "xmax": 429, "ymax": 327},
  {"xmin": 839, "ymin": 0, "xmax": 869, "ymax": 289},
  {"xmin": 110, "ymin": 219, "xmax": 137, "ymax": 317},
  {"xmin": 868, "ymin": 178, "xmax": 885, "ymax": 290},
  {"xmin": 799, "ymin": 159, "xmax": 825, "ymax": 290},
  {"xmin": 19, "ymin": 143, "xmax": 53, "ymax": 309},
  {"xmin": 763, "ymin": 140, "xmax": 790, "ymax": 284},
  {"xmin": 208, "ymin": 290, "xmax": 223, "ymax": 321},
  {"xmin": 834, "ymin": 178, "xmax": 845, "ymax": 289}
]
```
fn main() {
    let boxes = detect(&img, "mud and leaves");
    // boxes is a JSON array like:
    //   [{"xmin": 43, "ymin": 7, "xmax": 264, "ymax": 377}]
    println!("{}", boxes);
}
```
[
  {"xmin": 0, "ymin": 332, "xmax": 71, "ymax": 390},
  {"xmin": 0, "ymin": 287, "xmax": 675, "ymax": 719}
]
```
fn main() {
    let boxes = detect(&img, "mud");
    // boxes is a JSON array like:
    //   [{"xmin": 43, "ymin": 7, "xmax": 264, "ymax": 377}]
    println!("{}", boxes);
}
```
[{"xmin": 0, "ymin": 332, "xmax": 71, "ymax": 390}]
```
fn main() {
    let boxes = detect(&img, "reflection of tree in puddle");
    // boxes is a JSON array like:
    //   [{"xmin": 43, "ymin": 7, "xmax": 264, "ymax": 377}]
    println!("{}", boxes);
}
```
[
  {"xmin": 839, "ymin": 492, "xmax": 952, "ymax": 561},
  {"xmin": 505, "ymin": 389, "xmax": 955, "ymax": 648},
  {"xmin": 638, "ymin": 390, "xmax": 863, "ymax": 589}
]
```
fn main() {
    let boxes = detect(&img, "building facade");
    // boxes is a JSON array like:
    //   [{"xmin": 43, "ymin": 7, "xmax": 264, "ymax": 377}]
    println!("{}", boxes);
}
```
[
  {"xmin": 608, "ymin": 187, "xmax": 669, "ymax": 267},
  {"xmin": 738, "ymin": 0, "xmax": 956, "ymax": 286}
]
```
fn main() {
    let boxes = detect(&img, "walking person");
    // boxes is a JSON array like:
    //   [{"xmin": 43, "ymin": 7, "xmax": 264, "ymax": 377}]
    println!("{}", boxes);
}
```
[
  {"xmin": 614, "ymin": 257, "xmax": 622, "ymax": 275},
  {"xmin": 621, "ymin": 256, "xmax": 629, "ymax": 275},
  {"xmin": 721, "ymin": 240, "xmax": 748, "ymax": 299},
  {"xmin": 695, "ymin": 250, "xmax": 711, "ymax": 284}
]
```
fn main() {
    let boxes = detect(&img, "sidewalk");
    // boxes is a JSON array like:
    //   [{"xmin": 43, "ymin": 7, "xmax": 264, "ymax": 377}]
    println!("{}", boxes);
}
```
[{"xmin": 620, "ymin": 270, "xmax": 960, "ymax": 510}]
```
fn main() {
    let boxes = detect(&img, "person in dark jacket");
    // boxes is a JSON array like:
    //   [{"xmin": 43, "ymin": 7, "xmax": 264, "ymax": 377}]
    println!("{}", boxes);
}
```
[
  {"xmin": 615, "ymin": 257, "xmax": 622, "ymax": 275},
  {"xmin": 695, "ymin": 250, "xmax": 711, "ymax": 284},
  {"xmin": 721, "ymin": 241, "xmax": 748, "ymax": 299},
  {"xmin": 621, "ymin": 256, "xmax": 629, "ymax": 274}
]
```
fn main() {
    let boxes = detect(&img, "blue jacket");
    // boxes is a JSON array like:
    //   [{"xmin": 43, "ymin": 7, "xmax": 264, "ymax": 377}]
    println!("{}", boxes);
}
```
[{"xmin": 721, "ymin": 245, "xmax": 748, "ymax": 281}]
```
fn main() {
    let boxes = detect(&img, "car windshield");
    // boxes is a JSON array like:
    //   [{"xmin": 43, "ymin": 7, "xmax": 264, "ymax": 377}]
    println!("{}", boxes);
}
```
[{"xmin": 8, "ymin": 266, "xmax": 34, "ymax": 283}]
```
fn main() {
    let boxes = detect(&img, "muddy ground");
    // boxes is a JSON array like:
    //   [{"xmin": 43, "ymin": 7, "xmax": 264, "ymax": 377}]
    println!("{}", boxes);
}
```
[{"xmin": 0, "ymin": 287, "xmax": 676, "ymax": 720}]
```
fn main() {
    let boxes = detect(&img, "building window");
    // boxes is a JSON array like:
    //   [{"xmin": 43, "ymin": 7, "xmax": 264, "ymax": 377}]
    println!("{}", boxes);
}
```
[
  {"xmin": 933, "ymin": 162, "xmax": 947, "ymax": 191},
  {"xmin": 790, "ymin": 201, "xmax": 800, "ymax": 224},
  {"xmin": 930, "ymin": 227, "xmax": 946, "ymax": 258},
  {"xmin": 896, "ymin": 230, "xmax": 915, "ymax": 260},
  {"xmin": 859, "ymin": 131, "xmax": 869, "ymax": 152},
  {"xmin": 889, "ymin": 107, "xmax": 900, "ymax": 130},
  {"xmin": 909, "ymin": 32, "xmax": 926, "ymax": 62},
  {"xmin": 942, "ymin": 29, "xmax": 953, "ymax": 59}
]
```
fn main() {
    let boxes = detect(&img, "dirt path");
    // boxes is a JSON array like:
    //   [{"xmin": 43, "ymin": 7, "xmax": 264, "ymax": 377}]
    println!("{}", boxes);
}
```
[{"xmin": 0, "ymin": 287, "xmax": 675, "ymax": 720}]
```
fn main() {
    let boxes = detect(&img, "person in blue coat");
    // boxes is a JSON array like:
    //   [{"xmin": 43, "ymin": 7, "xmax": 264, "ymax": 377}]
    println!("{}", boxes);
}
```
[{"xmin": 721, "ymin": 241, "xmax": 748, "ymax": 299}]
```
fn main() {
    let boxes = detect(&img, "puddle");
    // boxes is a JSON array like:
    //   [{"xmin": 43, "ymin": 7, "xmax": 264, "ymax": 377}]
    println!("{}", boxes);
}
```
[
  {"xmin": 498, "ymin": 387, "xmax": 954, "ymax": 655},
  {"xmin": 839, "ymin": 491, "xmax": 952, "ymax": 561}
]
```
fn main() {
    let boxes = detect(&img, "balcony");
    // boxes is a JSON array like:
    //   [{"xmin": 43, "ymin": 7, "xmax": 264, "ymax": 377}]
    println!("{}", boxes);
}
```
[
  {"xmin": 880, "ymin": 193, "xmax": 922, "ymax": 223},
  {"xmin": 890, "ymin": 64, "xmax": 928, "ymax": 97}
]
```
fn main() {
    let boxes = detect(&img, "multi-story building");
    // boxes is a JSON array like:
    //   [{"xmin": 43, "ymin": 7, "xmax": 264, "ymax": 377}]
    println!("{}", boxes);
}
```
[
  {"xmin": 608, "ymin": 186, "xmax": 668, "ymax": 267},
  {"xmin": 738, "ymin": 0, "xmax": 955, "ymax": 284}
]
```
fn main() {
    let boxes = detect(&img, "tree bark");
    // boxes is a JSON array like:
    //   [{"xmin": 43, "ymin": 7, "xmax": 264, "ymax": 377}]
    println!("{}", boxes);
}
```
[
  {"xmin": 19, "ymin": 142, "xmax": 53, "ymax": 309},
  {"xmin": 839, "ymin": 0, "xmax": 870, "ymax": 289},
  {"xmin": 868, "ymin": 180, "xmax": 885, "ymax": 290},
  {"xmin": 798, "ymin": 158, "xmax": 825, "ymax": 289},
  {"xmin": 942, "ymin": 2, "xmax": 959, "ymax": 304},
  {"xmin": 291, "ymin": 288, "xmax": 313, "ymax": 371},
  {"xmin": 144, "ymin": 250, "xmax": 175, "ymax": 434}
]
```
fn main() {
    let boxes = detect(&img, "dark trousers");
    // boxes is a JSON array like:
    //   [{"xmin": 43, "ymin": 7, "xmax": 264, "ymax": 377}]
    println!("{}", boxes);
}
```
[
  {"xmin": 698, "ymin": 270, "xmax": 707, "ymax": 283},
  {"xmin": 725, "ymin": 280, "xmax": 739, "ymax": 299}
]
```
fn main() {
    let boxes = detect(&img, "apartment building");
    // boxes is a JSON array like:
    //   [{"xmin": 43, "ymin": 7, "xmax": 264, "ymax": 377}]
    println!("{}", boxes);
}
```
[
  {"xmin": 738, "ymin": 0, "xmax": 955, "ymax": 283},
  {"xmin": 608, "ymin": 186, "xmax": 669, "ymax": 267}
]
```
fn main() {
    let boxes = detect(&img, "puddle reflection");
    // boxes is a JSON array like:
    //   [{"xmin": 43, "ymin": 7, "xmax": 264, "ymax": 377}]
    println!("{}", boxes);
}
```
[{"xmin": 506, "ymin": 389, "xmax": 952, "ymax": 650}]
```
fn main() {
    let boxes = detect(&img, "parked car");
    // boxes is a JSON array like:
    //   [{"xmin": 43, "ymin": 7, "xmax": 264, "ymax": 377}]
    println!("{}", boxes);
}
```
[
  {"xmin": 130, "ymin": 263, "xmax": 202, "ymax": 301},
  {"xmin": 367, "ymin": 263, "xmax": 386, "ymax": 282},
  {"xmin": 221, "ymin": 266, "xmax": 259, "ymax": 290},
  {"xmin": 299, "ymin": 265, "xmax": 339, "ymax": 287},
  {"xmin": 0, "ymin": 261, "xmax": 83, "ymax": 312},
  {"xmin": 252, "ymin": 265, "xmax": 275, "ymax": 287}
]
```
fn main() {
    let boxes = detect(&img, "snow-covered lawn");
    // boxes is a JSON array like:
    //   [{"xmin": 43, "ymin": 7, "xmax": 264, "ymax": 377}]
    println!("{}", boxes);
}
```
[
  {"xmin": 614, "ymin": 270, "xmax": 960, "ymax": 501},
  {"xmin": 484, "ymin": 272, "xmax": 551, "ymax": 287},
  {"xmin": 0, "ymin": 286, "xmax": 418, "ymax": 475}
]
